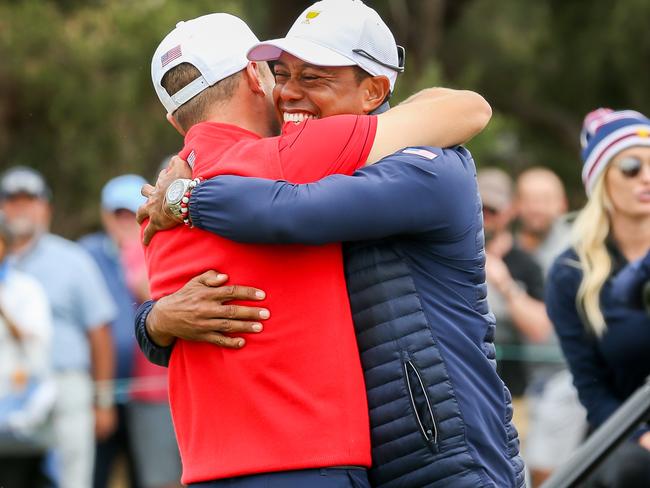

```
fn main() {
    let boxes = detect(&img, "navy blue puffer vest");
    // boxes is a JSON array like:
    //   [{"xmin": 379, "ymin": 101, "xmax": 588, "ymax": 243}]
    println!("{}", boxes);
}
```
[{"xmin": 344, "ymin": 240, "xmax": 525, "ymax": 487}]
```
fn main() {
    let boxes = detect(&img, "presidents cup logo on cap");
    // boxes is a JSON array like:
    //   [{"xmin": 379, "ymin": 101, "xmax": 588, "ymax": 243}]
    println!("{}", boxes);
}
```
[
  {"xmin": 247, "ymin": 0, "xmax": 404, "ymax": 91},
  {"xmin": 302, "ymin": 10, "xmax": 321, "ymax": 23}
]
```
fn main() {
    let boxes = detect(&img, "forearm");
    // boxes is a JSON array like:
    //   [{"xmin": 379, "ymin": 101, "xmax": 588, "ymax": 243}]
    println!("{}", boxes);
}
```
[
  {"xmin": 402, "ymin": 88, "xmax": 492, "ymax": 145},
  {"xmin": 134, "ymin": 300, "xmax": 173, "ymax": 367},
  {"xmin": 369, "ymin": 88, "xmax": 491, "ymax": 163},
  {"xmin": 503, "ymin": 288, "xmax": 554, "ymax": 343},
  {"xmin": 191, "ymin": 158, "xmax": 448, "ymax": 245},
  {"xmin": 88, "ymin": 324, "xmax": 115, "ymax": 406},
  {"xmin": 400, "ymin": 87, "xmax": 470, "ymax": 105}
]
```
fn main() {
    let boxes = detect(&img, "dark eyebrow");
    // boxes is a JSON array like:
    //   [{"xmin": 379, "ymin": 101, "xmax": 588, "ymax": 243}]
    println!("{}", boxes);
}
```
[
  {"xmin": 273, "ymin": 58, "xmax": 337, "ymax": 76},
  {"xmin": 300, "ymin": 63, "xmax": 338, "ymax": 76}
]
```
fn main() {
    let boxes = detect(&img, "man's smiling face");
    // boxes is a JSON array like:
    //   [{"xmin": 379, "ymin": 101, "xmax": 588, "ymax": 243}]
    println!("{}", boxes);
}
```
[{"xmin": 272, "ymin": 53, "xmax": 377, "ymax": 122}]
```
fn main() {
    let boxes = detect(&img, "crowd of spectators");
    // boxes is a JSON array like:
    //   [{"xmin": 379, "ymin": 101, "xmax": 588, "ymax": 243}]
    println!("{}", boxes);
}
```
[{"xmin": 0, "ymin": 168, "xmax": 181, "ymax": 488}]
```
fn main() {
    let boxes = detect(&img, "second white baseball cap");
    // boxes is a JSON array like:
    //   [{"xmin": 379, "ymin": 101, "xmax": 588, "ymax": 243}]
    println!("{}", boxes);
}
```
[
  {"xmin": 247, "ymin": 0, "xmax": 404, "ymax": 91},
  {"xmin": 151, "ymin": 13, "xmax": 260, "ymax": 114}
]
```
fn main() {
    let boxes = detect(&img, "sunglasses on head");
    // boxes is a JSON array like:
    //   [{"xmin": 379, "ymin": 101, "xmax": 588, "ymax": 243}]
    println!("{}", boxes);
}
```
[
  {"xmin": 352, "ymin": 45, "xmax": 406, "ymax": 73},
  {"xmin": 614, "ymin": 156, "xmax": 650, "ymax": 178}
]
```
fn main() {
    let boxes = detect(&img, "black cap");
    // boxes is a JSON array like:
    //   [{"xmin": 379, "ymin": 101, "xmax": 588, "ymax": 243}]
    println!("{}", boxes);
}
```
[{"xmin": 0, "ymin": 166, "xmax": 51, "ymax": 201}]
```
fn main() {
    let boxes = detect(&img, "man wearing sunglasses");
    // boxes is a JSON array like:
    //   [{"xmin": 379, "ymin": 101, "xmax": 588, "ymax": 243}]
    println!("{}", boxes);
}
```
[
  {"xmin": 477, "ymin": 168, "xmax": 552, "ymax": 396},
  {"xmin": 137, "ymin": 1, "xmax": 524, "ymax": 487}
]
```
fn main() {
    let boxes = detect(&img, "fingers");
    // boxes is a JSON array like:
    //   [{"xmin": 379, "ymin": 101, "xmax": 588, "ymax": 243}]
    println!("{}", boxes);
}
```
[
  {"xmin": 136, "ymin": 203, "xmax": 149, "ymax": 225},
  {"xmin": 216, "ymin": 284, "xmax": 267, "ymax": 302},
  {"xmin": 141, "ymin": 183, "xmax": 155, "ymax": 198},
  {"xmin": 170, "ymin": 155, "xmax": 191, "ymax": 172},
  {"xmin": 204, "ymin": 332, "xmax": 246, "ymax": 349},
  {"xmin": 178, "ymin": 319, "xmax": 263, "ymax": 345},
  {"xmin": 142, "ymin": 222, "xmax": 156, "ymax": 246},
  {"xmin": 207, "ymin": 319, "xmax": 264, "ymax": 334},
  {"xmin": 212, "ymin": 304, "xmax": 269, "ymax": 321},
  {"xmin": 196, "ymin": 270, "xmax": 229, "ymax": 287}
]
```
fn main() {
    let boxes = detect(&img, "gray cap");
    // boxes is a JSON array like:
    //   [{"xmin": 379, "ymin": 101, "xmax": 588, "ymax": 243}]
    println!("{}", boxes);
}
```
[
  {"xmin": 0, "ymin": 166, "xmax": 51, "ymax": 201},
  {"xmin": 477, "ymin": 168, "xmax": 513, "ymax": 211}
]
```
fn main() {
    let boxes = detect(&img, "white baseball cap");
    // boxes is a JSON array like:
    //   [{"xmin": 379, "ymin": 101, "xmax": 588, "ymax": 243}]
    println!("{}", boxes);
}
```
[
  {"xmin": 247, "ymin": 0, "xmax": 404, "ymax": 91},
  {"xmin": 151, "ymin": 13, "xmax": 260, "ymax": 114}
]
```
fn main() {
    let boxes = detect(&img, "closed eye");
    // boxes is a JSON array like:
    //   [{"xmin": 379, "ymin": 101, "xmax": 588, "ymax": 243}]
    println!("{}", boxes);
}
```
[{"xmin": 273, "ymin": 70, "xmax": 289, "ymax": 80}]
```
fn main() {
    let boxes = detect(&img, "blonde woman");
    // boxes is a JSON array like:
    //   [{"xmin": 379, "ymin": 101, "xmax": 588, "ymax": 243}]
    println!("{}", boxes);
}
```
[{"xmin": 546, "ymin": 108, "xmax": 650, "ymax": 487}]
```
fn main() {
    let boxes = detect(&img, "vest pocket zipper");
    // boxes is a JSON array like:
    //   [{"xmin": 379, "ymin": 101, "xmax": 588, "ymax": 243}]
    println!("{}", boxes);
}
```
[{"xmin": 404, "ymin": 360, "xmax": 438, "ymax": 448}]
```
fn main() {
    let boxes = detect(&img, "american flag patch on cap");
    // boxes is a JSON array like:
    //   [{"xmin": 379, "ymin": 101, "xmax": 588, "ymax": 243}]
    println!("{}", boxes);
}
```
[
  {"xmin": 187, "ymin": 150, "xmax": 196, "ymax": 169},
  {"xmin": 161, "ymin": 45, "xmax": 182, "ymax": 67}
]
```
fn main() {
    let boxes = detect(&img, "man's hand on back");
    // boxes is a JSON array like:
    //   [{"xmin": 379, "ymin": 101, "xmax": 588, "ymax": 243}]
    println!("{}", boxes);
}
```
[
  {"xmin": 137, "ymin": 155, "xmax": 192, "ymax": 245},
  {"xmin": 146, "ymin": 271, "xmax": 270, "ymax": 349}
]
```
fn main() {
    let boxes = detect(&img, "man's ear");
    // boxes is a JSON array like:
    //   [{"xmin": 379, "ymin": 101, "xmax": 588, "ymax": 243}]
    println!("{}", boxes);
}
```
[
  {"xmin": 361, "ymin": 76, "xmax": 391, "ymax": 113},
  {"xmin": 244, "ymin": 61, "xmax": 266, "ymax": 96},
  {"xmin": 166, "ymin": 113, "xmax": 186, "ymax": 136}
]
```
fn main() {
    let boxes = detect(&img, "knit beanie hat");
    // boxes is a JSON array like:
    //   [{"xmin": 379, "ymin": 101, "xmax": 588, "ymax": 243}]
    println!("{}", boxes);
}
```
[{"xmin": 580, "ymin": 108, "xmax": 650, "ymax": 195}]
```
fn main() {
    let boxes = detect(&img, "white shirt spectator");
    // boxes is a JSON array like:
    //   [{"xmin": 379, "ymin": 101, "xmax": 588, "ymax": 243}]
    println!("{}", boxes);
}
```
[{"xmin": 0, "ymin": 268, "xmax": 52, "ymax": 392}]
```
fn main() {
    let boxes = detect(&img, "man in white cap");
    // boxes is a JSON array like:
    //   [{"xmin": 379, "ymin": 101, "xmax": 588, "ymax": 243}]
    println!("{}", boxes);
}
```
[{"xmin": 136, "ymin": 2, "xmax": 523, "ymax": 487}]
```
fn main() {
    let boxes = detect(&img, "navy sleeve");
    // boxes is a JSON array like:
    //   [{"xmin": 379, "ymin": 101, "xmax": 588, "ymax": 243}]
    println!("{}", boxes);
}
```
[
  {"xmin": 545, "ymin": 252, "xmax": 622, "ymax": 429},
  {"xmin": 190, "ymin": 147, "xmax": 476, "ymax": 244},
  {"xmin": 134, "ymin": 300, "xmax": 173, "ymax": 367},
  {"xmin": 610, "ymin": 250, "xmax": 650, "ymax": 309}
]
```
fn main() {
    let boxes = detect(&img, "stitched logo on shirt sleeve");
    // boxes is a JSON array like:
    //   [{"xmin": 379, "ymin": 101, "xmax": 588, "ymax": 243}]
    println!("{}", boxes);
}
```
[{"xmin": 402, "ymin": 148, "xmax": 438, "ymax": 160}]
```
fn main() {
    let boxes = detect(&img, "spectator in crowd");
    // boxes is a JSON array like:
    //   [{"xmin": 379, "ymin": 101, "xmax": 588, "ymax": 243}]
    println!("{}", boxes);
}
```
[
  {"xmin": 514, "ymin": 167, "xmax": 586, "ymax": 487},
  {"xmin": 546, "ymin": 108, "xmax": 650, "ymax": 487},
  {"xmin": 478, "ymin": 167, "xmax": 553, "ymax": 396},
  {"xmin": 80, "ymin": 174, "xmax": 182, "ymax": 488},
  {"xmin": 0, "ymin": 213, "xmax": 54, "ymax": 488},
  {"xmin": 515, "ymin": 167, "xmax": 572, "ymax": 276},
  {"xmin": 79, "ymin": 175, "xmax": 144, "ymax": 488},
  {"xmin": 0, "ymin": 166, "xmax": 117, "ymax": 488}
]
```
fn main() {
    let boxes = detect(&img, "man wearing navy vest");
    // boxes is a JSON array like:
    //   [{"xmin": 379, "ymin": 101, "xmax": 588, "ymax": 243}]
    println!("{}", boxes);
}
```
[{"xmin": 137, "ymin": 1, "xmax": 525, "ymax": 486}]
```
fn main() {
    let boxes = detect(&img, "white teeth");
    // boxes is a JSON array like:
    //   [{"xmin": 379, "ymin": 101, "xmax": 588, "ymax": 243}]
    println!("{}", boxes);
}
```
[{"xmin": 283, "ymin": 112, "xmax": 318, "ymax": 124}]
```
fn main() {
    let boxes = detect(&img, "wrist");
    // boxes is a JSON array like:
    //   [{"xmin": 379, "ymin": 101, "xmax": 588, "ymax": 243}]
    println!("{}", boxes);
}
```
[
  {"xmin": 164, "ymin": 177, "xmax": 202, "ymax": 227},
  {"xmin": 94, "ymin": 381, "xmax": 115, "ymax": 409},
  {"xmin": 146, "ymin": 301, "xmax": 175, "ymax": 347}
]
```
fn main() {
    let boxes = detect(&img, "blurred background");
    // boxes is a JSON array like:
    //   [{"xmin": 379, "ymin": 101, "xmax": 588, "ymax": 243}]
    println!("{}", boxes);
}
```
[{"xmin": 1, "ymin": 0, "xmax": 649, "ymax": 237}]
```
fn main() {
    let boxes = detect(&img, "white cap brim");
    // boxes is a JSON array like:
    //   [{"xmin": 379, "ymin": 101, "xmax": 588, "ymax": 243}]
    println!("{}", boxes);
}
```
[{"xmin": 247, "ymin": 37, "xmax": 356, "ymax": 67}]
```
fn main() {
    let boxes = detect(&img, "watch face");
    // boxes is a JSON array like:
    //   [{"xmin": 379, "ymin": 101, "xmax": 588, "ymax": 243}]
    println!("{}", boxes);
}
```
[{"xmin": 166, "ymin": 179, "xmax": 186, "ymax": 204}]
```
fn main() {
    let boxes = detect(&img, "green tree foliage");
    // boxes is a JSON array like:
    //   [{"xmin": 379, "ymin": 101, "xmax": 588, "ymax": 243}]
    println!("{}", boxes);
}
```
[
  {"xmin": 0, "ymin": 0, "xmax": 244, "ymax": 235},
  {"xmin": 0, "ymin": 0, "xmax": 648, "ymax": 235},
  {"xmin": 443, "ymin": 0, "xmax": 650, "ymax": 201}
]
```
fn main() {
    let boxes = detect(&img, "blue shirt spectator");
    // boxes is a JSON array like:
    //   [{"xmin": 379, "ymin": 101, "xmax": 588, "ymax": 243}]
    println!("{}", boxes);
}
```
[{"xmin": 79, "ymin": 233, "xmax": 136, "ymax": 379}]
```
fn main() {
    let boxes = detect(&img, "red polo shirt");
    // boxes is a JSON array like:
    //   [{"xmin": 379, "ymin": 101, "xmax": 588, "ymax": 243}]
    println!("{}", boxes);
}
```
[{"xmin": 145, "ymin": 114, "xmax": 377, "ymax": 483}]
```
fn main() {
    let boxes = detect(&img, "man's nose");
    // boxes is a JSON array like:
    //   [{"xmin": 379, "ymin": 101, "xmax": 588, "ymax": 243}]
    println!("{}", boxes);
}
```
[{"xmin": 278, "ymin": 78, "xmax": 303, "ymax": 102}]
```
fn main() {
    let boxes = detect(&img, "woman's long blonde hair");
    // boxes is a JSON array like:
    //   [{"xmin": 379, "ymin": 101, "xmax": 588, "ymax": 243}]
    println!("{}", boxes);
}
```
[{"xmin": 572, "ymin": 174, "xmax": 612, "ymax": 336}]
